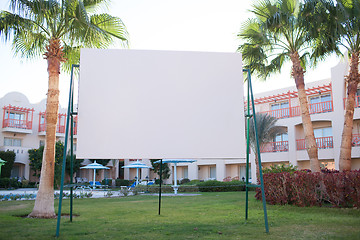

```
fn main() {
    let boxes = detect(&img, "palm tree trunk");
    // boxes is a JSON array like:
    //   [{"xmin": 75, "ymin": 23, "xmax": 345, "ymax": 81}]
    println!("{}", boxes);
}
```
[
  {"xmin": 339, "ymin": 52, "xmax": 360, "ymax": 171},
  {"xmin": 290, "ymin": 52, "xmax": 320, "ymax": 172},
  {"xmin": 29, "ymin": 39, "xmax": 64, "ymax": 218}
]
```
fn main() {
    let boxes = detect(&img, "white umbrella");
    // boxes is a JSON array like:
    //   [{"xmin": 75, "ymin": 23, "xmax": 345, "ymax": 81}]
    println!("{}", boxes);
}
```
[
  {"xmin": 155, "ymin": 159, "xmax": 196, "ymax": 194},
  {"xmin": 80, "ymin": 161, "xmax": 110, "ymax": 189},
  {"xmin": 122, "ymin": 161, "xmax": 153, "ymax": 185}
]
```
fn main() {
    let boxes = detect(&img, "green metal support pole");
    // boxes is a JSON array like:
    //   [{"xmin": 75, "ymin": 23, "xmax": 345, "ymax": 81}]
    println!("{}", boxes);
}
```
[
  {"xmin": 158, "ymin": 159, "xmax": 163, "ymax": 215},
  {"xmin": 245, "ymin": 69, "xmax": 269, "ymax": 233},
  {"xmin": 244, "ymin": 69, "xmax": 251, "ymax": 220},
  {"xmin": 56, "ymin": 64, "xmax": 79, "ymax": 237},
  {"xmin": 70, "ymin": 95, "xmax": 74, "ymax": 222}
]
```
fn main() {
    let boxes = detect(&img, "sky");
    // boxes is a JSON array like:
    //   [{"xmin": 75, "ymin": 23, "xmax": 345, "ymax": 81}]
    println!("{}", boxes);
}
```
[{"xmin": 0, "ymin": 0, "xmax": 340, "ymax": 107}]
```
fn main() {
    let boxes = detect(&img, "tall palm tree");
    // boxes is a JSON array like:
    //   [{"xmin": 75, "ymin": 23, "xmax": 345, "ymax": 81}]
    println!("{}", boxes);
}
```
[
  {"xmin": 302, "ymin": 0, "xmax": 360, "ymax": 171},
  {"xmin": 238, "ymin": 0, "xmax": 321, "ymax": 172},
  {"xmin": 0, "ymin": 0, "xmax": 128, "ymax": 218},
  {"xmin": 247, "ymin": 113, "xmax": 285, "ymax": 180}
]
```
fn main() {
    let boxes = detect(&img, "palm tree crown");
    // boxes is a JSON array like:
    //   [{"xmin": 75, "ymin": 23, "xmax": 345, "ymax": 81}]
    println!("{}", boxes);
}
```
[{"xmin": 0, "ymin": 0, "xmax": 128, "ymax": 69}]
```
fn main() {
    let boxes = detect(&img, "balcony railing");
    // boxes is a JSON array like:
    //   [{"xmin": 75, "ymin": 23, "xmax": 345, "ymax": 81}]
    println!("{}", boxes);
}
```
[
  {"xmin": 3, "ymin": 119, "xmax": 32, "ymax": 130},
  {"xmin": 38, "ymin": 116, "xmax": 77, "ymax": 134},
  {"xmin": 352, "ymin": 134, "xmax": 360, "ymax": 147},
  {"xmin": 259, "ymin": 100, "xmax": 333, "ymax": 119},
  {"xmin": 260, "ymin": 141, "xmax": 289, "ymax": 153},
  {"xmin": 296, "ymin": 136, "xmax": 333, "ymax": 150}
]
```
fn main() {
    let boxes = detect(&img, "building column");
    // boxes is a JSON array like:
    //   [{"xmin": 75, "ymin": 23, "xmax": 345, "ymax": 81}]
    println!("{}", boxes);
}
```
[
  {"xmin": 188, "ymin": 162, "xmax": 198, "ymax": 180},
  {"xmin": 331, "ymin": 61, "xmax": 347, "ymax": 170},
  {"xmin": 287, "ymin": 124, "xmax": 297, "ymax": 167},
  {"xmin": 216, "ymin": 161, "xmax": 226, "ymax": 181}
]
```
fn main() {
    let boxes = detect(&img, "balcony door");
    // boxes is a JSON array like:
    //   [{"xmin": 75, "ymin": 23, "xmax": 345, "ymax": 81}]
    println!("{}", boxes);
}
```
[{"xmin": 314, "ymin": 127, "xmax": 333, "ymax": 149}]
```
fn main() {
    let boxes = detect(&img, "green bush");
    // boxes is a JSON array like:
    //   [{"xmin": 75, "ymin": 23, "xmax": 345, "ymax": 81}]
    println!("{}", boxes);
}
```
[
  {"xmin": 0, "ymin": 178, "xmax": 10, "ymax": 188},
  {"xmin": 115, "ymin": 179, "xmax": 130, "ymax": 186},
  {"xmin": 180, "ymin": 178, "xmax": 190, "ymax": 184},
  {"xmin": 182, "ymin": 179, "xmax": 201, "ymax": 185},
  {"xmin": 102, "ymin": 179, "xmax": 112, "ymax": 186},
  {"xmin": 0, "ymin": 178, "xmax": 20, "ymax": 189},
  {"xmin": 0, "ymin": 151, "xmax": 16, "ymax": 178},
  {"xmin": 263, "ymin": 163, "xmax": 298, "ymax": 174},
  {"xmin": 197, "ymin": 180, "xmax": 245, "ymax": 192},
  {"xmin": 21, "ymin": 180, "xmax": 29, "ymax": 188}
]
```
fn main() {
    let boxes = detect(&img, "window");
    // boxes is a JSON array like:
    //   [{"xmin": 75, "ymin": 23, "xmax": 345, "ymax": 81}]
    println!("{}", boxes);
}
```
[
  {"xmin": 210, "ymin": 166, "xmax": 216, "ymax": 179},
  {"xmin": 314, "ymin": 127, "xmax": 333, "ymax": 149},
  {"xmin": 4, "ymin": 138, "xmax": 22, "ymax": 147},
  {"xmin": 271, "ymin": 101, "xmax": 289, "ymax": 118},
  {"xmin": 274, "ymin": 133, "xmax": 288, "ymax": 151},
  {"xmin": 39, "ymin": 140, "xmax": 45, "ymax": 147},
  {"xmin": 310, "ymin": 94, "xmax": 332, "ymax": 113},
  {"xmin": 183, "ymin": 168, "xmax": 188, "ymax": 179},
  {"xmin": 239, "ymin": 165, "xmax": 251, "ymax": 181}
]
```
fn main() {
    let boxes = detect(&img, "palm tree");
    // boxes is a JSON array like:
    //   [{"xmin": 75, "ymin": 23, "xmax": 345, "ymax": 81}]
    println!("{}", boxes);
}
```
[
  {"xmin": 301, "ymin": 0, "xmax": 360, "ymax": 170},
  {"xmin": 238, "ymin": 0, "xmax": 321, "ymax": 172},
  {"xmin": 0, "ymin": 0, "xmax": 128, "ymax": 218},
  {"xmin": 247, "ymin": 113, "xmax": 285, "ymax": 180}
]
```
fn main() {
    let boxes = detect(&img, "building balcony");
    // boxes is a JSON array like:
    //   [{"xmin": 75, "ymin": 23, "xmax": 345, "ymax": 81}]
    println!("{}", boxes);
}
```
[
  {"xmin": 296, "ymin": 136, "xmax": 334, "ymax": 150},
  {"xmin": 2, "ymin": 105, "xmax": 34, "ymax": 134},
  {"xmin": 260, "ymin": 141, "xmax": 289, "ymax": 153},
  {"xmin": 38, "ymin": 112, "xmax": 77, "ymax": 136},
  {"xmin": 259, "ymin": 101, "xmax": 333, "ymax": 119}
]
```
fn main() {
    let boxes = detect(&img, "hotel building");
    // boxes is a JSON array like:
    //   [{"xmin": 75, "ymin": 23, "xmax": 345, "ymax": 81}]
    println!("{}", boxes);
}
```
[{"xmin": 1, "ymin": 59, "xmax": 359, "ymax": 184}]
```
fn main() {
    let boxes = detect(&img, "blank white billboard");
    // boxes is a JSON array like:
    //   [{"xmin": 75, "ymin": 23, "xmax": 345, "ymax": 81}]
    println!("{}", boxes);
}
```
[{"xmin": 76, "ymin": 49, "xmax": 245, "ymax": 159}]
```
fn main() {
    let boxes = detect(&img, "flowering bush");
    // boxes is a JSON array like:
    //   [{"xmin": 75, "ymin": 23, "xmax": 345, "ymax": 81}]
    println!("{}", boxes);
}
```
[{"xmin": 255, "ymin": 170, "xmax": 360, "ymax": 208}]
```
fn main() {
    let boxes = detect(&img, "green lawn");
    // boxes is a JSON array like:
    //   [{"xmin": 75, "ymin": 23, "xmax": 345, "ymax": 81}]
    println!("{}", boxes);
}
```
[{"xmin": 0, "ymin": 192, "xmax": 359, "ymax": 239}]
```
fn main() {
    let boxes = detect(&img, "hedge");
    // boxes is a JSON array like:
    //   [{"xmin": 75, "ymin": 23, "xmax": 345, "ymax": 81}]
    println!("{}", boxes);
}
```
[
  {"xmin": 255, "ymin": 170, "xmax": 360, "ymax": 208},
  {"xmin": 196, "ymin": 180, "xmax": 246, "ymax": 192}
]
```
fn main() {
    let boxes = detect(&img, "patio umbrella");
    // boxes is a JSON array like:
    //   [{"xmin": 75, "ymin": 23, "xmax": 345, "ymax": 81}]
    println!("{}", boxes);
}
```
[
  {"xmin": 155, "ymin": 159, "xmax": 196, "ymax": 194},
  {"xmin": 122, "ymin": 161, "xmax": 153, "ymax": 185},
  {"xmin": 80, "ymin": 161, "xmax": 110, "ymax": 189}
]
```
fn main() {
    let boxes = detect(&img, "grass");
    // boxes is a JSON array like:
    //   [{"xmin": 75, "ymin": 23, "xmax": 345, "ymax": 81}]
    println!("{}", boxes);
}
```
[{"xmin": 0, "ymin": 192, "xmax": 359, "ymax": 239}]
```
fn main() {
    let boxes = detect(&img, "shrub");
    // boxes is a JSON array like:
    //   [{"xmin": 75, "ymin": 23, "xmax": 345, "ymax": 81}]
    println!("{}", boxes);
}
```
[
  {"xmin": 256, "ymin": 170, "xmax": 360, "ymax": 208},
  {"xmin": 115, "ymin": 179, "xmax": 130, "ymax": 186},
  {"xmin": 21, "ymin": 180, "xmax": 30, "ymax": 188},
  {"xmin": 0, "ymin": 178, "xmax": 10, "ymax": 188},
  {"xmin": 102, "ymin": 178, "xmax": 112, "ymax": 186},
  {"xmin": 182, "ymin": 179, "xmax": 201, "ymax": 185},
  {"xmin": 263, "ymin": 163, "xmax": 298, "ymax": 174},
  {"xmin": 197, "ymin": 180, "xmax": 245, "ymax": 192},
  {"xmin": 180, "ymin": 178, "xmax": 190, "ymax": 184}
]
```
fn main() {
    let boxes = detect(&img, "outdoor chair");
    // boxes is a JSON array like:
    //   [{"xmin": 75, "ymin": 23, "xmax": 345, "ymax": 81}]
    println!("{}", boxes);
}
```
[{"xmin": 127, "ymin": 182, "xmax": 137, "ymax": 190}]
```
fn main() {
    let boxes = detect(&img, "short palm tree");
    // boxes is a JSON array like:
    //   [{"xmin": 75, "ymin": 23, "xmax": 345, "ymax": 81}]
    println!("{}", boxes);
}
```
[
  {"xmin": 0, "ymin": 0, "xmax": 128, "ymax": 218},
  {"xmin": 247, "ymin": 113, "xmax": 285, "ymax": 180},
  {"xmin": 238, "ymin": 0, "xmax": 321, "ymax": 172},
  {"xmin": 302, "ymin": 0, "xmax": 360, "ymax": 170}
]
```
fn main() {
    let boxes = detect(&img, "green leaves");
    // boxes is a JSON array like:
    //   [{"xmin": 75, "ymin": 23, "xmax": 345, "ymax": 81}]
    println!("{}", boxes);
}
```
[
  {"xmin": 1, "ymin": 0, "xmax": 129, "ymax": 71},
  {"xmin": 238, "ymin": 0, "xmax": 313, "ymax": 79}
]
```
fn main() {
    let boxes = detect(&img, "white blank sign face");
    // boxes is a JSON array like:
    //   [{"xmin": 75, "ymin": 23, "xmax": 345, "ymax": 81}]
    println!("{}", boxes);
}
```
[{"xmin": 76, "ymin": 49, "xmax": 245, "ymax": 159}]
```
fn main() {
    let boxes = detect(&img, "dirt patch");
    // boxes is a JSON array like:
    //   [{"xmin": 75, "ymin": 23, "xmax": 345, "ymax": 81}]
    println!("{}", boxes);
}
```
[{"xmin": 15, "ymin": 213, "xmax": 80, "ymax": 218}]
